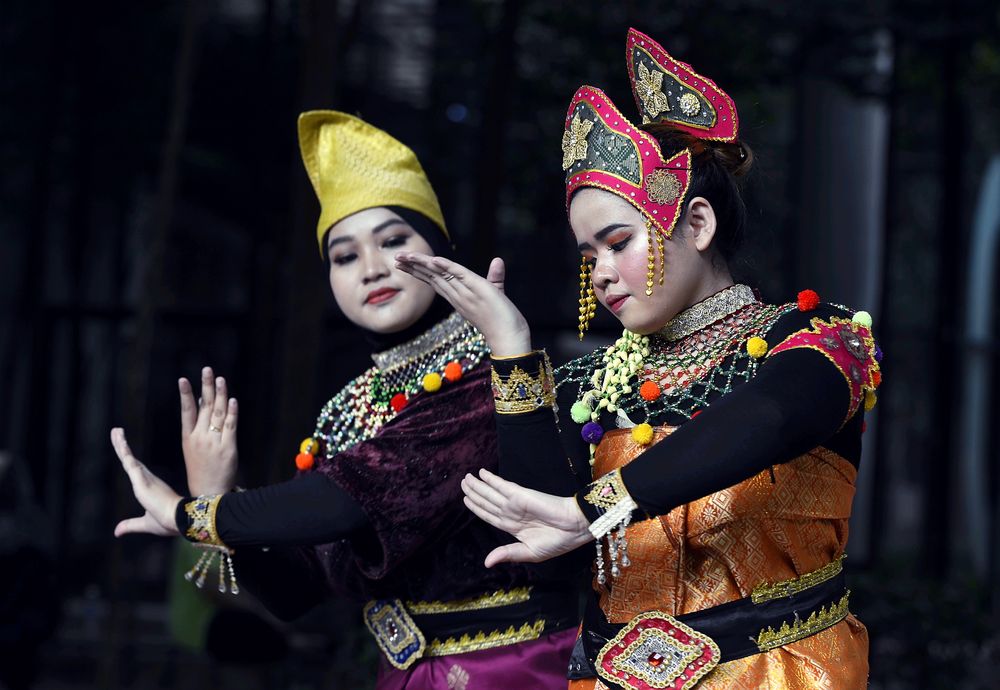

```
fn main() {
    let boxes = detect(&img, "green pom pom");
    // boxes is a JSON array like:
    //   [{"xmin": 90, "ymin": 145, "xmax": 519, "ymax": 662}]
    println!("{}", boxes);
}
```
[
  {"xmin": 570, "ymin": 401, "xmax": 592, "ymax": 424},
  {"xmin": 852, "ymin": 310, "xmax": 873, "ymax": 328}
]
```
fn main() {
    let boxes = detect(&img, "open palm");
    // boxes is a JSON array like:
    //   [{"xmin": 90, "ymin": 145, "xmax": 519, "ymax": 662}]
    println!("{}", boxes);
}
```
[{"xmin": 461, "ymin": 469, "xmax": 592, "ymax": 567}]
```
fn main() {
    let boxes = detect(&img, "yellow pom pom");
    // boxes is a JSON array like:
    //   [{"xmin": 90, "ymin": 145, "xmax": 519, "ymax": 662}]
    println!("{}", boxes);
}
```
[
  {"xmin": 746, "ymin": 337, "xmax": 768, "ymax": 359},
  {"xmin": 422, "ymin": 372, "xmax": 443, "ymax": 393},
  {"xmin": 299, "ymin": 437, "xmax": 319, "ymax": 455},
  {"xmin": 864, "ymin": 389, "xmax": 877, "ymax": 412},
  {"xmin": 631, "ymin": 422, "xmax": 654, "ymax": 446},
  {"xmin": 853, "ymin": 311, "xmax": 873, "ymax": 328}
]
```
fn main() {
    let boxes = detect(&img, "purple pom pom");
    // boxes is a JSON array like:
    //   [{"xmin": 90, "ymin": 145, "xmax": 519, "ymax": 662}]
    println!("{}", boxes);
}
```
[
  {"xmin": 874, "ymin": 343, "xmax": 883, "ymax": 363},
  {"xmin": 581, "ymin": 421, "xmax": 604, "ymax": 445}
]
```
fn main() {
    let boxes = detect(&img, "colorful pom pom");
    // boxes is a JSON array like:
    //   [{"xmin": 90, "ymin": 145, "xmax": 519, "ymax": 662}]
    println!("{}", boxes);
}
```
[
  {"xmin": 874, "ymin": 343, "xmax": 884, "ymax": 363},
  {"xmin": 299, "ymin": 437, "xmax": 319, "ymax": 455},
  {"xmin": 570, "ymin": 401, "xmax": 592, "ymax": 424},
  {"xmin": 631, "ymin": 423, "xmax": 654, "ymax": 446},
  {"xmin": 443, "ymin": 360, "xmax": 463, "ymax": 382},
  {"xmin": 872, "ymin": 370, "xmax": 882, "ymax": 388},
  {"xmin": 295, "ymin": 452, "xmax": 314, "ymax": 471},
  {"xmin": 639, "ymin": 380, "xmax": 661, "ymax": 402},
  {"xmin": 864, "ymin": 389, "xmax": 877, "ymax": 412},
  {"xmin": 797, "ymin": 289, "xmax": 820, "ymax": 312},
  {"xmin": 746, "ymin": 337, "xmax": 768, "ymax": 359},
  {"xmin": 581, "ymin": 421, "xmax": 604, "ymax": 445},
  {"xmin": 422, "ymin": 372, "xmax": 443, "ymax": 393},
  {"xmin": 390, "ymin": 393, "xmax": 408, "ymax": 413},
  {"xmin": 852, "ymin": 310, "xmax": 873, "ymax": 328}
]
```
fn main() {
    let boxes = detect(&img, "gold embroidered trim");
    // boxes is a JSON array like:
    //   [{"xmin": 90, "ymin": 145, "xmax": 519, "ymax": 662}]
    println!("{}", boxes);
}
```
[
  {"xmin": 184, "ymin": 494, "xmax": 226, "ymax": 547},
  {"xmin": 584, "ymin": 468, "xmax": 631, "ymax": 511},
  {"xmin": 659, "ymin": 284, "xmax": 757, "ymax": 341},
  {"xmin": 491, "ymin": 354, "xmax": 555, "ymax": 415},
  {"xmin": 751, "ymin": 555, "xmax": 846, "ymax": 604},
  {"xmin": 425, "ymin": 619, "xmax": 546, "ymax": 657},
  {"xmin": 754, "ymin": 592, "xmax": 851, "ymax": 652},
  {"xmin": 407, "ymin": 587, "xmax": 532, "ymax": 615}
]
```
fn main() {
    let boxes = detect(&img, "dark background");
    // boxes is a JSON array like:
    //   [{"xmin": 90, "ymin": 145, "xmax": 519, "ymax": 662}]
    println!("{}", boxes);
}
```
[{"xmin": 2, "ymin": 0, "xmax": 999, "ymax": 688}]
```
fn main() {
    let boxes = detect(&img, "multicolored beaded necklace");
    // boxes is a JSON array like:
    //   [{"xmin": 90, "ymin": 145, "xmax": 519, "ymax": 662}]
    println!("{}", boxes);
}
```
[
  {"xmin": 555, "ymin": 285, "xmax": 794, "ymax": 463},
  {"xmin": 294, "ymin": 312, "xmax": 489, "ymax": 469}
]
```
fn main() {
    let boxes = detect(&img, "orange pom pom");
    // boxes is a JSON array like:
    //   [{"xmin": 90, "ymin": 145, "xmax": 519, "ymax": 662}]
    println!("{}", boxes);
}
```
[
  {"xmin": 444, "ymin": 360, "xmax": 463, "ymax": 382},
  {"xmin": 872, "ymin": 371, "xmax": 882, "ymax": 388},
  {"xmin": 639, "ymin": 380, "xmax": 661, "ymax": 401},
  {"xmin": 390, "ymin": 393, "xmax": 408, "ymax": 413},
  {"xmin": 797, "ymin": 289, "xmax": 820, "ymax": 311},
  {"xmin": 295, "ymin": 452, "xmax": 315, "ymax": 471}
]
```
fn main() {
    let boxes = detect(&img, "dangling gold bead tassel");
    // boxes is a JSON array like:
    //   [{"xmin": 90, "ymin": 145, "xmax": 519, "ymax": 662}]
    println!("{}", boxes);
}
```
[
  {"xmin": 645, "ymin": 218, "xmax": 656, "ymax": 297},
  {"xmin": 656, "ymin": 228, "xmax": 665, "ymax": 286},
  {"xmin": 578, "ymin": 257, "xmax": 595, "ymax": 339}
]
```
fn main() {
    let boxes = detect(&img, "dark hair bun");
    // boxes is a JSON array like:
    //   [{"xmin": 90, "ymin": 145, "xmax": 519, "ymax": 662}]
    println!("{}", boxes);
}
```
[{"xmin": 640, "ymin": 123, "xmax": 753, "ymax": 178}]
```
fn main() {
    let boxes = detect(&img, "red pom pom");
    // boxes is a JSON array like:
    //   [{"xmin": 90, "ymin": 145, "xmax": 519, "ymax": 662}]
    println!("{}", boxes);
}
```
[
  {"xmin": 639, "ymin": 380, "xmax": 661, "ymax": 401},
  {"xmin": 797, "ymin": 289, "xmax": 820, "ymax": 311},
  {"xmin": 390, "ymin": 393, "xmax": 408, "ymax": 413},
  {"xmin": 295, "ymin": 452, "xmax": 314, "ymax": 471},
  {"xmin": 443, "ymin": 360, "xmax": 463, "ymax": 382},
  {"xmin": 872, "ymin": 371, "xmax": 882, "ymax": 388}
]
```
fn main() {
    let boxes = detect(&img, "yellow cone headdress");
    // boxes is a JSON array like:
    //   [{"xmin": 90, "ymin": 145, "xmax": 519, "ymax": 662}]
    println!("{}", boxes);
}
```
[{"xmin": 298, "ymin": 110, "xmax": 449, "ymax": 255}]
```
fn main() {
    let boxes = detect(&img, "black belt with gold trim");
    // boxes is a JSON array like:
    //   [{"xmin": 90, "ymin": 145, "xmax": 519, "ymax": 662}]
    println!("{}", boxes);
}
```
[
  {"xmin": 365, "ymin": 585, "xmax": 578, "ymax": 670},
  {"xmin": 568, "ymin": 570, "xmax": 850, "ymax": 687}
]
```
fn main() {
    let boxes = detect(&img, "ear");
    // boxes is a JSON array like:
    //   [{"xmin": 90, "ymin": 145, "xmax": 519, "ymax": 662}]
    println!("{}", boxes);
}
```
[{"xmin": 684, "ymin": 197, "xmax": 717, "ymax": 253}]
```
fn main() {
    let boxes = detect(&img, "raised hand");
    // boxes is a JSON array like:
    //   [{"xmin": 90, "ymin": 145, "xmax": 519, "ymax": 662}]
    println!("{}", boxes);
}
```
[
  {"xmin": 394, "ymin": 253, "xmax": 532, "ymax": 357},
  {"xmin": 179, "ymin": 367, "xmax": 238, "ymax": 496},
  {"xmin": 461, "ymin": 469, "xmax": 593, "ymax": 567},
  {"xmin": 112, "ymin": 428, "xmax": 181, "ymax": 538}
]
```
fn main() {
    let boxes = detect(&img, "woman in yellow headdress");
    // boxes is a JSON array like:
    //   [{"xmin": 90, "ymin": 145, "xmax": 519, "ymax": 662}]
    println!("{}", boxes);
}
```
[
  {"xmin": 396, "ymin": 28, "xmax": 875, "ymax": 690},
  {"xmin": 110, "ymin": 111, "xmax": 581, "ymax": 689}
]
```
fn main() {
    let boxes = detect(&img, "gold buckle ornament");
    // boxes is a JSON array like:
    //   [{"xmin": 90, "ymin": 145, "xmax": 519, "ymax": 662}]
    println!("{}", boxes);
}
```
[
  {"xmin": 597, "ymin": 611, "xmax": 720, "ymax": 689},
  {"xmin": 363, "ymin": 599, "xmax": 426, "ymax": 670}
]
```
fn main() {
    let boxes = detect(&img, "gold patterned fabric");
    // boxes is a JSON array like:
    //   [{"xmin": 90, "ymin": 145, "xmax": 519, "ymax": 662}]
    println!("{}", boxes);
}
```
[{"xmin": 576, "ymin": 428, "xmax": 869, "ymax": 689}]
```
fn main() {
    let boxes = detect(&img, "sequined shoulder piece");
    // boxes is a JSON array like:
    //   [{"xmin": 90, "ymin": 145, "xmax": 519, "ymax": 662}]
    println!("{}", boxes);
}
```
[{"xmin": 768, "ymin": 316, "xmax": 880, "ymax": 424}]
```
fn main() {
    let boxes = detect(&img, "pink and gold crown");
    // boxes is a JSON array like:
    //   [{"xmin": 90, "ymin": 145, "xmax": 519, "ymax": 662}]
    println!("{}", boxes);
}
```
[
  {"xmin": 562, "ymin": 85, "xmax": 691, "ymax": 240},
  {"xmin": 626, "ymin": 27, "xmax": 739, "ymax": 142}
]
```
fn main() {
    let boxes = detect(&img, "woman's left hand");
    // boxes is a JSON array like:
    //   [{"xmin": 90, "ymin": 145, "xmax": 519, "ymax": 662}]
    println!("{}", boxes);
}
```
[
  {"xmin": 111, "ymin": 428, "xmax": 182, "ymax": 538},
  {"xmin": 461, "ymin": 469, "xmax": 593, "ymax": 567}
]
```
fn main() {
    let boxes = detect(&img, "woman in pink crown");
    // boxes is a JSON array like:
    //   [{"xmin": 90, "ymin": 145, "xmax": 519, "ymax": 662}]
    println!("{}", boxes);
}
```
[{"xmin": 397, "ymin": 28, "xmax": 875, "ymax": 690}]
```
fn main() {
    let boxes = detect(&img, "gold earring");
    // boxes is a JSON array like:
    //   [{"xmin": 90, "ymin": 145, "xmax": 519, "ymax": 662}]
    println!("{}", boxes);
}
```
[
  {"xmin": 646, "ymin": 219, "xmax": 656, "ymax": 297},
  {"xmin": 578, "ymin": 257, "xmax": 596, "ymax": 339},
  {"xmin": 656, "ymin": 226, "xmax": 665, "ymax": 287}
]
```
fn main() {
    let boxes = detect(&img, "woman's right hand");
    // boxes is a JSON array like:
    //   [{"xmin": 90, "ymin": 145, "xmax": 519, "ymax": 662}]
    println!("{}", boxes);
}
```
[
  {"xmin": 112, "ymin": 428, "xmax": 182, "ymax": 538},
  {"xmin": 179, "ymin": 367, "xmax": 238, "ymax": 496},
  {"xmin": 394, "ymin": 253, "xmax": 532, "ymax": 357}
]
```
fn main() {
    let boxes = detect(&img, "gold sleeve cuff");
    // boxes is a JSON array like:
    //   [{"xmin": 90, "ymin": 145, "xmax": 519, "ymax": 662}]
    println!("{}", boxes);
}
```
[
  {"xmin": 183, "ymin": 494, "xmax": 227, "ymax": 547},
  {"xmin": 491, "ymin": 351, "xmax": 556, "ymax": 414}
]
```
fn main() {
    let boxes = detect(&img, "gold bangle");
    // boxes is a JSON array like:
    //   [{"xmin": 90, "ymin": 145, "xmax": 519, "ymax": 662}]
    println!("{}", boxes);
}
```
[{"xmin": 491, "ymin": 352, "xmax": 555, "ymax": 414}]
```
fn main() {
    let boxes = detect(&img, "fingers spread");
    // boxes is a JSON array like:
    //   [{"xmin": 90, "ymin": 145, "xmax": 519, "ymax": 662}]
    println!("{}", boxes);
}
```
[
  {"xmin": 485, "ymin": 542, "xmax": 536, "ymax": 568},
  {"xmin": 178, "ymin": 378, "xmax": 197, "ymax": 436},
  {"xmin": 115, "ymin": 514, "xmax": 155, "ymax": 538},
  {"xmin": 197, "ymin": 367, "xmax": 216, "ymax": 430},
  {"xmin": 486, "ymin": 257, "xmax": 506, "ymax": 293},
  {"xmin": 221, "ymin": 397, "xmax": 238, "ymax": 443},
  {"xmin": 210, "ymin": 377, "xmax": 228, "ymax": 431}
]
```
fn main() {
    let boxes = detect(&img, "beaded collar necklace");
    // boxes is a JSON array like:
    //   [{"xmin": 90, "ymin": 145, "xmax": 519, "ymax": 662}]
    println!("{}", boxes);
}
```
[
  {"xmin": 372, "ymin": 311, "xmax": 469, "ymax": 372},
  {"xmin": 659, "ymin": 284, "xmax": 758, "ymax": 342},
  {"xmin": 297, "ymin": 312, "xmax": 489, "ymax": 468}
]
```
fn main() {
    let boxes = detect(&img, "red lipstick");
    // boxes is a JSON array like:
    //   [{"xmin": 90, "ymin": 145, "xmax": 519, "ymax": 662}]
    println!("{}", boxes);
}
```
[
  {"xmin": 365, "ymin": 287, "xmax": 400, "ymax": 305},
  {"xmin": 606, "ymin": 293, "xmax": 629, "ymax": 313}
]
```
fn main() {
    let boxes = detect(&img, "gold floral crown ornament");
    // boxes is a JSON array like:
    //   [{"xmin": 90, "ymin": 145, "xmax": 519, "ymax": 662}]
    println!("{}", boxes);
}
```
[
  {"xmin": 562, "ymin": 86, "xmax": 692, "ymax": 329},
  {"xmin": 298, "ymin": 111, "xmax": 449, "ymax": 256},
  {"xmin": 626, "ymin": 28, "xmax": 739, "ymax": 142}
]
